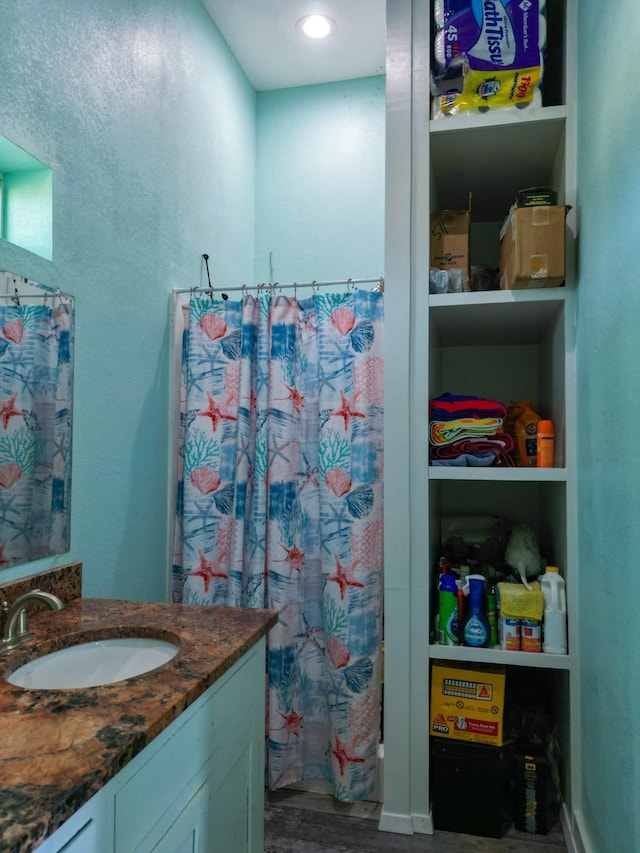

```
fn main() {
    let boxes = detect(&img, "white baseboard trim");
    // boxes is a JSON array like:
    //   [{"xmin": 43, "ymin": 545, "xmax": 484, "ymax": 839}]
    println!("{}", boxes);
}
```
[
  {"xmin": 561, "ymin": 804, "xmax": 592, "ymax": 853},
  {"xmin": 412, "ymin": 812, "xmax": 434, "ymax": 834},
  {"xmin": 377, "ymin": 809, "xmax": 433, "ymax": 835},
  {"xmin": 378, "ymin": 810, "xmax": 414, "ymax": 834}
]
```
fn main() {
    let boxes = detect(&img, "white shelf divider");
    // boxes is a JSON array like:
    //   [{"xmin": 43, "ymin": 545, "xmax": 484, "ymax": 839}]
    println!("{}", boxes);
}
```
[{"xmin": 429, "ymin": 643, "xmax": 572, "ymax": 672}]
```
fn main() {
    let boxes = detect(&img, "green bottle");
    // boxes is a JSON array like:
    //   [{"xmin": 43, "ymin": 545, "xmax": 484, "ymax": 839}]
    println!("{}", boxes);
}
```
[
  {"xmin": 486, "ymin": 587, "xmax": 498, "ymax": 648},
  {"xmin": 438, "ymin": 574, "xmax": 459, "ymax": 645}
]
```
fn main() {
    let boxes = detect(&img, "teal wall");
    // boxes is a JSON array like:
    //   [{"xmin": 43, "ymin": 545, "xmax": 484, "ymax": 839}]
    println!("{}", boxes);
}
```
[
  {"xmin": 255, "ymin": 77, "xmax": 385, "ymax": 283},
  {"xmin": 0, "ymin": 2, "xmax": 385, "ymax": 602},
  {"xmin": 577, "ymin": 2, "xmax": 640, "ymax": 850},
  {"xmin": 0, "ymin": 0, "xmax": 256, "ymax": 599}
]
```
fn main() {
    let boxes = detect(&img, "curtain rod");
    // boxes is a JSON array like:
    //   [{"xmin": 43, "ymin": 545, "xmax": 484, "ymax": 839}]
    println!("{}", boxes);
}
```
[
  {"xmin": 174, "ymin": 276, "xmax": 384, "ymax": 296},
  {"xmin": 0, "ymin": 292, "xmax": 74, "ymax": 303}
]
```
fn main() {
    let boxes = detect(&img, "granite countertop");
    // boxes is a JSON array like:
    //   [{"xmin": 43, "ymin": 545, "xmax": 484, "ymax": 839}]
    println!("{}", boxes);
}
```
[{"xmin": 0, "ymin": 596, "xmax": 278, "ymax": 853}]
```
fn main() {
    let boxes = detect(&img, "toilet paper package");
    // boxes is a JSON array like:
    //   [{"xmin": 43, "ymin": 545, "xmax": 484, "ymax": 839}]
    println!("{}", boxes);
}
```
[{"xmin": 432, "ymin": 0, "xmax": 546, "ymax": 119}]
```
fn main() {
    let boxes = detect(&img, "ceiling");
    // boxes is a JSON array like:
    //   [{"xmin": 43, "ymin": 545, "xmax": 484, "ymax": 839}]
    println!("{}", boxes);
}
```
[{"xmin": 202, "ymin": 0, "xmax": 387, "ymax": 91}]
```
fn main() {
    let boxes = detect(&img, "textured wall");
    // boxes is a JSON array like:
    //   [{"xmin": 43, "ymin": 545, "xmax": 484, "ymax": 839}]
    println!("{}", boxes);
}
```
[
  {"xmin": 0, "ymin": 0, "xmax": 256, "ymax": 599},
  {"xmin": 577, "ymin": 2, "xmax": 640, "ymax": 850},
  {"xmin": 255, "ymin": 77, "xmax": 385, "ymax": 284}
]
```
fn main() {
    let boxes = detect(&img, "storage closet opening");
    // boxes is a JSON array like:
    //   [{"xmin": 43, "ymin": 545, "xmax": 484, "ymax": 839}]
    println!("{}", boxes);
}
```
[
  {"xmin": 429, "ymin": 300, "xmax": 567, "ymax": 467},
  {"xmin": 428, "ymin": 480, "xmax": 568, "ymax": 594},
  {"xmin": 429, "ymin": 0, "xmax": 567, "ymax": 111},
  {"xmin": 428, "ymin": 661, "xmax": 572, "ymax": 836}
]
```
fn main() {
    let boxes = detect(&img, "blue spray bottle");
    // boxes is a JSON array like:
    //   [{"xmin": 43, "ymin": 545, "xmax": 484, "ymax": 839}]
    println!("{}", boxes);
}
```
[{"xmin": 462, "ymin": 574, "xmax": 490, "ymax": 647}]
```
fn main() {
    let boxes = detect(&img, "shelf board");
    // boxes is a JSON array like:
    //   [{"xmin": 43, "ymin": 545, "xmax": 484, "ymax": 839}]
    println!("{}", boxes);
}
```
[
  {"xmin": 429, "ymin": 643, "xmax": 571, "ymax": 671},
  {"xmin": 429, "ymin": 288, "xmax": 566, "ymax": 346},
  {"xmin": 429, "ymin": 466, "xmax": 566, "ymax": 482},
  {"xmin": 429, "ymin": 106, "xmax": 568, "ymax": 220}
]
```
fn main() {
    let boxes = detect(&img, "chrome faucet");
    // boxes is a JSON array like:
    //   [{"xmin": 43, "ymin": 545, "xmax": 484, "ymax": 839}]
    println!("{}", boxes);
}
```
[{"xmin": 0, "ymin": 589, "xmax": 64, "ymax": 654}]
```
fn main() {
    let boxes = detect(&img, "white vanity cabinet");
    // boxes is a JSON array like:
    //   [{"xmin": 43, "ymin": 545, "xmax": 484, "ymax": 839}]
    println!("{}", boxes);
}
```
[{"xmin": 36, "ymin": 639, "xmax": 266, "ymax": 853}]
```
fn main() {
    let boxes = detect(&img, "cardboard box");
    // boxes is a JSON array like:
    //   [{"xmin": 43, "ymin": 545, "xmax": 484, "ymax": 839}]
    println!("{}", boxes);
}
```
[
  {"xmin": 500, "ymin": 205, "xmax": 569, "ymax": 290},
  {"xmin": 430, "ymin": 661, "xmax": 506, "ymax": 746},
  {"xmin": 430, "ymin": 207, "xmax": 471, "ymax": 291}
]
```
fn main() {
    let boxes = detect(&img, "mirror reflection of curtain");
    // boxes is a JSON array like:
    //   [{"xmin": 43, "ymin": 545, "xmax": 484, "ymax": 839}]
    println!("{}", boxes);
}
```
[
  {"xmin": 0, "ymin": 300, "xmax": 73, "ymax": 567},
  {"xmin": 172, "ymin": 290, "xmax": 383, "ymax": 802}
]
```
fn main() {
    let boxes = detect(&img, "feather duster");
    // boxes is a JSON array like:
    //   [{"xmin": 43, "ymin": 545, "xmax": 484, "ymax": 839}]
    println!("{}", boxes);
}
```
[{"xmin": 504, "ymin": 523, "xmax": 543, "ymax": 590}]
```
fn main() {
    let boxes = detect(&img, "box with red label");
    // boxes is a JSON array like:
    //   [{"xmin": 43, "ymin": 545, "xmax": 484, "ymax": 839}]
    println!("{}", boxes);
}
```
[{"xmin": 430, "ymin": 661, "xmax": 506, "ymax": 746}]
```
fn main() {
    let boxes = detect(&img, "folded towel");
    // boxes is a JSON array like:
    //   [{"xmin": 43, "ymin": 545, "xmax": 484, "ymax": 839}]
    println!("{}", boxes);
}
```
[
  {"xmin": 430, "ymin": 417, "xmax": 505, "ymax": 446},
  {"xmin": 429, "ymin": 392, "xmax": 507, "ymax": 422},
  {"xmin": 430, "ymin": 434, "xmax": 515, "ymax": 467},
  {"xmin": 431, "ymin": 452, "xmax": 497, "ymax": 467}
]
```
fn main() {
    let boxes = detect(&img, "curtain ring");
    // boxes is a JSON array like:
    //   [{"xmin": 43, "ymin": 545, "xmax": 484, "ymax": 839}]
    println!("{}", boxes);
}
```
[{"xmin": 346, "ymin": 277, "xmax": 353, "ymax": 294}]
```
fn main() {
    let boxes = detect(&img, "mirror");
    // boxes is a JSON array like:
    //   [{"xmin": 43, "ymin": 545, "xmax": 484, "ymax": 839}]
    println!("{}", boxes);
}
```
[{"xmin": 0, "ymin": 270, "xmax": 74, "ymax": 568}]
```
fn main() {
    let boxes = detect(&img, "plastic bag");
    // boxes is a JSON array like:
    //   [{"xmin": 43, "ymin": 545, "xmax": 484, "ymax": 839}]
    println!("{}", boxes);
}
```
[{"xmin": 507, "ymin": 400, "xmax": 540, "ymax": 467}]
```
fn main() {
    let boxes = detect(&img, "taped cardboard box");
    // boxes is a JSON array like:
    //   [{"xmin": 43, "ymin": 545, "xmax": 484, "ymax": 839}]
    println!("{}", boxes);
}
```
[
  {"xmin": 430, "ymin": 206, "xmax": 471, "ymax": 291},
  {"xmin": 430, "ymin": 661, "xmax": 506, "ymax": 746},
  {"xmin": 499, "ymin": 205, "xmax": 569, "ymax": 290}
]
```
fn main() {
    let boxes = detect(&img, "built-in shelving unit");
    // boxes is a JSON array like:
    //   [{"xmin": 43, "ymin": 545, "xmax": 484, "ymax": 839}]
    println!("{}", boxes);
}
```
[
  {"xmin": 382, "ymin": 0, "xmax": 580, "ymax": 845},
  {"xmin": 429, "ymin": 644, "xmax": 571, "ymax": 672}
]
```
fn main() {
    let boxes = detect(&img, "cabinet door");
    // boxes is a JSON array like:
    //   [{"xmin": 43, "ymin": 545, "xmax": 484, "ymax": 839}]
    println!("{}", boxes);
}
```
[
  {"xmin": 35, "ymin": 791, "xmax": 111, "ymax": 853},
  {"xmin": 38, "ymin": 819, "xmax": 97, "ymax": 853},
  {"xmin": 148, "ymin": 781, "xmax": 209, "ymax": 853},
  {"xmin": 209, "ymin": 743, "xmax": 256, "ymax": 853}
]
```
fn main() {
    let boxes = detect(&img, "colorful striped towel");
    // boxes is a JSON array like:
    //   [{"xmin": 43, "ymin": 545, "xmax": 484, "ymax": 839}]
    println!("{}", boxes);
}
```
[
  {"xmin": 429, "ymin": 392, "xmax": 507, "ymax": 422},
  {"xmin": 430, "ymin": 434, "xmax": 515, "ymax": 467},
  {"xmin": 430, "ymin": 417, "xmax": 505, "ymax": 446}
]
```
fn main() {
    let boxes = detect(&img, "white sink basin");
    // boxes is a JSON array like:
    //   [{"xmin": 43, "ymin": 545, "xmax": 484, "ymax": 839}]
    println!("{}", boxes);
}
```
[{"xmin": 7, "ymin": 636, "xmax": 180, "ymax": 689}]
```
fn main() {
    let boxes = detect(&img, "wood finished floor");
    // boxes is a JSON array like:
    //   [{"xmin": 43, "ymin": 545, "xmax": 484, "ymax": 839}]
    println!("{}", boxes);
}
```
[{"xmin": 265, "ymin": 791, "xmax": 568, "ymax": 853}]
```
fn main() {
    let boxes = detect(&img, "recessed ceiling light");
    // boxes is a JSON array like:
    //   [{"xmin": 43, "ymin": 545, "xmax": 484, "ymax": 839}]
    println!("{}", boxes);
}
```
[{"xmin": 296, "ymin": 14, "xmax": 337, "ymax": 39}]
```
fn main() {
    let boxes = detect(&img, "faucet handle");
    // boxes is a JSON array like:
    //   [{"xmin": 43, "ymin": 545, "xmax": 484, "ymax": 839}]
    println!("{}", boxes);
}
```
[
  {"xmin": 0, "ymin": 588, "xmax": 62, "ymax": 654},
  {"xmin": 16, "ymin": 608, "xmax": 29, "ymax": 637}
]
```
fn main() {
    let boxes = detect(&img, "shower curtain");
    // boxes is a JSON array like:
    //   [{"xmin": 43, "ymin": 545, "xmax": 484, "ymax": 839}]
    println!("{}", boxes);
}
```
[
  {"xmin": 172, "ymin": 289, "xmax": 383, "ymax": 802},
  {"xmin": 0, "ymin": 300, "xmax": 73, "ymax": 567}
]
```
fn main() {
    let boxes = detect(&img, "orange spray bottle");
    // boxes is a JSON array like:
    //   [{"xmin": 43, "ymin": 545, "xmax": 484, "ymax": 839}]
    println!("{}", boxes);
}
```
[{"xmin": 536, "ymin": 419, "xmax": 555, "ymax": 468}]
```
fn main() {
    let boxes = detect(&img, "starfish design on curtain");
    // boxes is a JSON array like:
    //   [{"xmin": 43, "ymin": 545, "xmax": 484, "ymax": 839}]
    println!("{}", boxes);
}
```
[
  {"xmin": 327, "ymin": 555, "xmax": 363, "ymax": 599},
  {"xmin": 188, "ymin": 548, "xmax": 228, "ymax": 592},
  {"xmin": 330, "ymin": 390, "xmax": 365, "ymax": 431},
  {"xmin": 299, "ymin": 453, "xmax": 319, "ymax": 492},
  {"xmin": 0, "ymin": 540, "xmax": 10, "ymax": 566},
  {"xmin": 196, "ymin": 391, "xmax": 236, "ymax": 431},
  {"xmin": 275, "ymin": 543, "xmax": 305, "ymax": 577},
  {"xmin": 273, "ymin": 706, "xmax": 304, "ymax": 744},
  {"xmin": 332, "ymin": 733, "xmax": 365, "ymax": 775},
  {"xmin": 0, "ymin": 393, "xmax": 23, "ymax": 429},
  {"xmin": 278, "ymin": 384, "xmax": 305, "ymax": 414}
]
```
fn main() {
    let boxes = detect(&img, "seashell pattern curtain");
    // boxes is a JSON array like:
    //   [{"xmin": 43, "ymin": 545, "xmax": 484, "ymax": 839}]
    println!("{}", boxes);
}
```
[
  {"xmin": 172, "ymin": 290, "xmax": 383, "ymax": 802},
  {"xmin": 0, "ymin": 301, "xmax": 73, "ymax": 567}
]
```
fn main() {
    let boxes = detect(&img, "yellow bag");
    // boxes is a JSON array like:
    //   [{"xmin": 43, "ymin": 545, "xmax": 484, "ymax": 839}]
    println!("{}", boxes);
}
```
[{"xmin": 498, "ymin": 581, "xmax": 544, "ymax": 621}]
